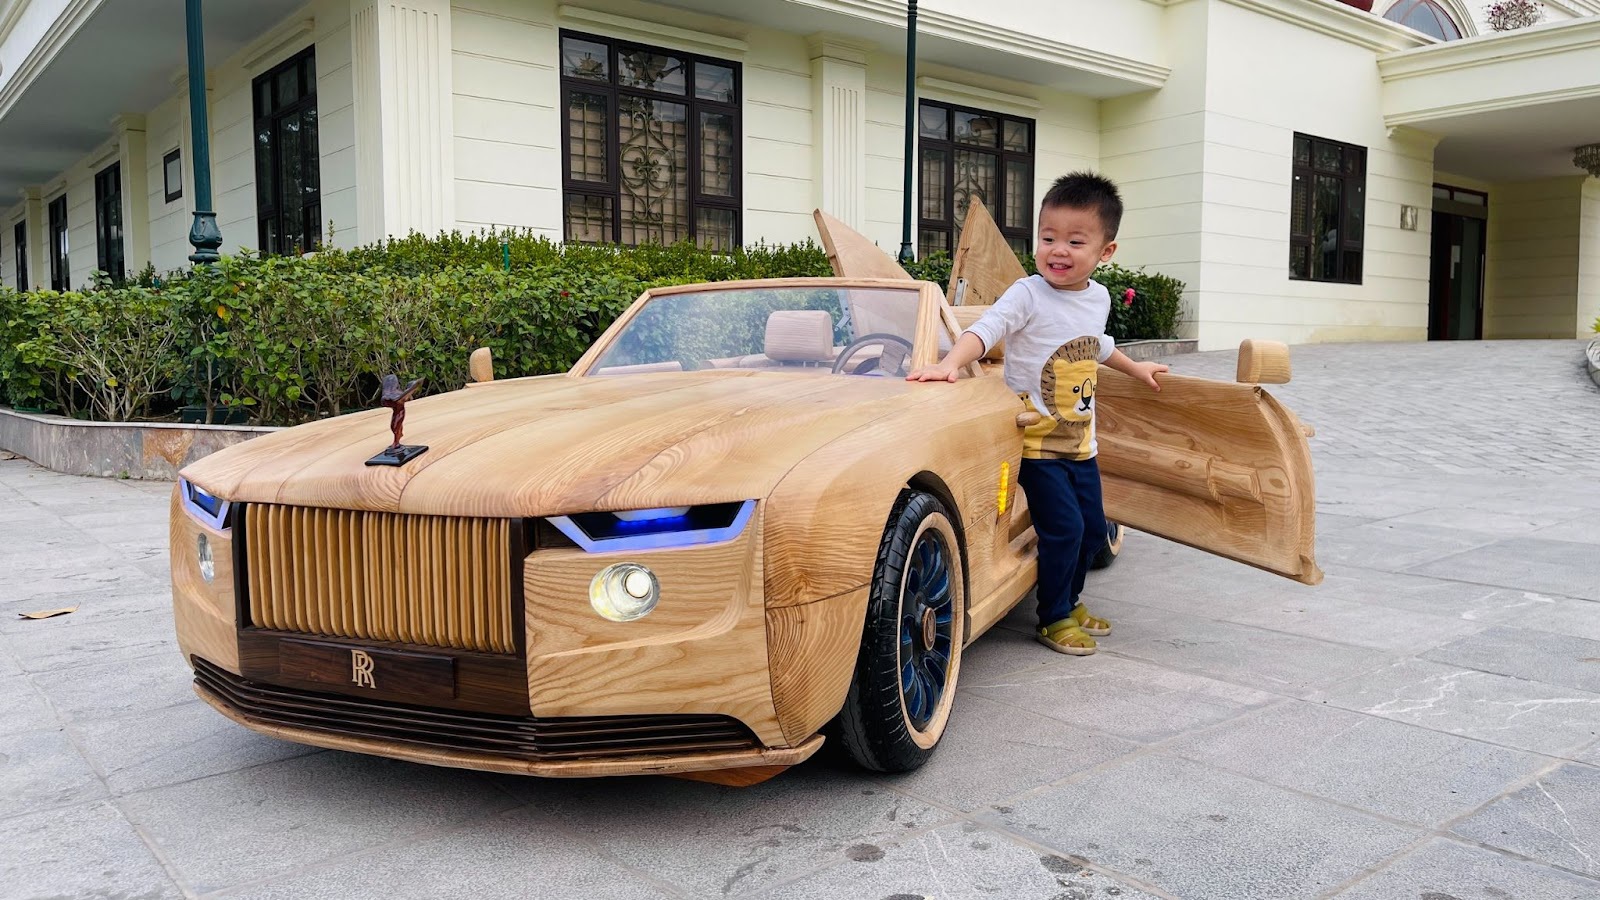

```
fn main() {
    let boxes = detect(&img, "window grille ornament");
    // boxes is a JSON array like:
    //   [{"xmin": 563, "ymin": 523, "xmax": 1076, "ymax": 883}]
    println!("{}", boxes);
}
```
[{"xmin": 1575, "ymin": 144, "xmax": 1600, "ymax": 178}]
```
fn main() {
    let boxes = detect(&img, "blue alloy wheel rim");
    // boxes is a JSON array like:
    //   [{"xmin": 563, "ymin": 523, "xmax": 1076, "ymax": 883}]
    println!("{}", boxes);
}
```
[{"xmin": 898, "ymin": 529, "xmax": 954, "ymax": 731}]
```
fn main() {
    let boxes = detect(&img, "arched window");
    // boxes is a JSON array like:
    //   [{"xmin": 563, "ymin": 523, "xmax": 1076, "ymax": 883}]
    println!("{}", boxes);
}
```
[{"xmin": 1384, "ymin": 0, "xmax": 1464, "ymax": 40}]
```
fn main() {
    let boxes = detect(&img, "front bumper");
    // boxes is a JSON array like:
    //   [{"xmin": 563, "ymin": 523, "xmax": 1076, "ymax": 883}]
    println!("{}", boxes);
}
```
[{"xmin": 192, "ymin": 656, "xmax": 822, "ymax": 778}]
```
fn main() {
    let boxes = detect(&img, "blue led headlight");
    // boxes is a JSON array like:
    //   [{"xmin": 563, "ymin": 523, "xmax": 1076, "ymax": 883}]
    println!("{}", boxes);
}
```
[
  {"xmin": 548, "ymin": 500, "xmax": 754, "ymax": 551},
  {"xmin": 179, "ymin": 478, "xmax": 231, "ymax": 531}
]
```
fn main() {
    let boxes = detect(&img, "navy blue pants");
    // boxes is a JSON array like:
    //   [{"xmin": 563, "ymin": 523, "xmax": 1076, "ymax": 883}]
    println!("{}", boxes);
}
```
[{"xmin": 1017, "ymin": 456, "xmax": 1107, "ymax": 627}]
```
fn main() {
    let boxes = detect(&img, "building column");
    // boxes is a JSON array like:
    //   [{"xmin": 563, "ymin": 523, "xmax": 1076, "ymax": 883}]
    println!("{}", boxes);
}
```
[
  {"xmin": 19, "ymin": 189, "xmax": 45, "ymax": 291},
  {"xmin": 352, "ymin": 0, "xmax": 455, "ymax": 242},
  {"xmin": 808, "ymin": 37, "xmax": 869, "ymax": 231},
  {"xmin": 113, "ymin": 115, "xmax": 151, "ymax": 275}
]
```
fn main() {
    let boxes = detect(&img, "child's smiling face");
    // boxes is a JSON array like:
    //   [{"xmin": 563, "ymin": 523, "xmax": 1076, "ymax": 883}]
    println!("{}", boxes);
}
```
[{"xmin": 1034, "ymin": 204, "xmax": 1117, "ymax": 292}]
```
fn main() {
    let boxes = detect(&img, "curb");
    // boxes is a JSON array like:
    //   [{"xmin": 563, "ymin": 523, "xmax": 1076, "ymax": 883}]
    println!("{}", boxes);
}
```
[
  {"xmin": 0, "ymin": 406, "xmax": 280, "ymax": 480},
  {"xmin": 1120, "ymin": 338, "xmax": 1199, "ymax": 362}
]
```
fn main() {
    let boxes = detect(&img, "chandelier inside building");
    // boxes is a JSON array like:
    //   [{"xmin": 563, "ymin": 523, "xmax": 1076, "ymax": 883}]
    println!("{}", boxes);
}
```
[{"xmin": 1576, "ymin": 144, "xmax": 1600, "ymax": 177}]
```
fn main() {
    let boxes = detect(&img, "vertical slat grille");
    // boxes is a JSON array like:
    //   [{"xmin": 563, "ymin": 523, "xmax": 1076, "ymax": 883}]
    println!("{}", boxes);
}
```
[{"xmin": 245, "ymin": 505, "xmax": 514, "ymax": 653}]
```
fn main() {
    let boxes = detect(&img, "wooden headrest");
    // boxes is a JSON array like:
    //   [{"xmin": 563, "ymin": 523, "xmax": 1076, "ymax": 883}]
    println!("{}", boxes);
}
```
[{"xmin": 950, "ymin": 306, "xmax": 1004, "ymax": 360}]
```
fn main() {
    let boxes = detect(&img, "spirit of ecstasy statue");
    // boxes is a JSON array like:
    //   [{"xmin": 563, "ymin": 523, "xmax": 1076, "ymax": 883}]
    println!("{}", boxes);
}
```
[{"xmin": 365, "ymin": 375, "xmax": 428, "ymax": 466}]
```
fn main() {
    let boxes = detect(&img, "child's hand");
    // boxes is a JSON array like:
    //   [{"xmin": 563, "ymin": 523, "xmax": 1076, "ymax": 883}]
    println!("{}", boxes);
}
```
[
  {"xmin": 906, "ymin": 361, "xmax": 960, "ymax": 383},
  {"xmin": 1132, "ymin": 361, "xmax": 1168, "ymax": 391}
]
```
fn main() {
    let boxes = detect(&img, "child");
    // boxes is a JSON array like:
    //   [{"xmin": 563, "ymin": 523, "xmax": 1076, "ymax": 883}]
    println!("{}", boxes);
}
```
[{"xmin": 906, "ymin": 172, "xmax": 1167, "ymax": 656}]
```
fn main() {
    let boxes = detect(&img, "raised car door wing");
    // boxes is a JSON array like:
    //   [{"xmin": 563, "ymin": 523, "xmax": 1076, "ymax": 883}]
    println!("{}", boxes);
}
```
[{"xmin": 1096, "ymin": 351, "xmax": 1322, "ymax": 585}]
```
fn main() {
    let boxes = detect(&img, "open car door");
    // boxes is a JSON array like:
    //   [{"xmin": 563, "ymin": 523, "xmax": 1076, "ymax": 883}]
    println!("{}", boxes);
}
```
[{"xmin": 813, "ymin": 205, "xmax": 1322, "ymax": 586}]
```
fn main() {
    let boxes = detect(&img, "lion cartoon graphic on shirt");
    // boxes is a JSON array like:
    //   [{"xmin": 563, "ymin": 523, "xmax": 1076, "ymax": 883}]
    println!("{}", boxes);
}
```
[{"xmin": 1021, "ymin": 336, "xmax": 1103, "ymax": 460}]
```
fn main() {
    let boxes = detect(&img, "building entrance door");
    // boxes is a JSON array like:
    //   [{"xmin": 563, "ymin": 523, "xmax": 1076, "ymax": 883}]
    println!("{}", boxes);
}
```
[{"xmin": 1428, "ymin": 185, "xmax": 1487, "ymax": 341}]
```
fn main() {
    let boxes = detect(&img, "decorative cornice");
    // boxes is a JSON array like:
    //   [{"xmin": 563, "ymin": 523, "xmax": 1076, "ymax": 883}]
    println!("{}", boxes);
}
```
[
  {"xmin": 917, "ymin": 76, "xmax": 1042, "ymax": 111},
  {"xmin": 1219, "ymin": 0, "xmax": 1432, "ymax": 53},
  {"xmin": 785, "ymin": 0, "xmax": 1167, "ymax": 89},
  {"xmin": 557, "ymin": 5, "xmax": 749, "ymax": 56},
  {"xmin": 1384, "ymin": 83, "xmax": 1600, "ymax": 125},
  {"xmin": 0, "ymin": 0, "xmax": 28, "ymax": 49},
  {"xmin": 806, "ymin": 33, "xmax": 872, "ymax": 65},
  {"xmin": 0, "ymin": 0, "xmax": 100, "ymax": 124},
  {"xmin": 1379, "ymin": 16, "xmax": 1600, "ymax": 77},
  {"xmin": 239, "ymin": 17, "xmax": 315, "ymax": 72}
]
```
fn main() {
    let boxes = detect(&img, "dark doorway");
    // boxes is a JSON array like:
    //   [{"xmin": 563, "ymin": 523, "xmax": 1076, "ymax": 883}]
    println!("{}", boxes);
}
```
[{"xmin": 1429, "ymin": 184, "xmax": 1487, "ymax": 341}]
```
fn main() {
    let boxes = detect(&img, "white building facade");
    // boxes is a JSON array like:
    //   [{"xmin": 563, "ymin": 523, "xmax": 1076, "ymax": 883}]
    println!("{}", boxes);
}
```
[{"xmin": 1, "ymin": 0, "xmax": 1598, "ymax": 348}]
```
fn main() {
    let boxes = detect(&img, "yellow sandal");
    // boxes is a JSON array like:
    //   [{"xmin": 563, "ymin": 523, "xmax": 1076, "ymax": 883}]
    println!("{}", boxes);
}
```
[
  {"xmin": 1070, "ymin": 605, "xmax": 1111, "ymax": 636},
  {"xmin": 1037, "ymin": 619, "xmax": 1098, "ymax": 656}
]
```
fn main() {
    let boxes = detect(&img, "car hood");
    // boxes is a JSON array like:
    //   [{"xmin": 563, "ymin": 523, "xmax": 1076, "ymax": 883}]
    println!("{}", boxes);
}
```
[{"xmin": 181, "ymin": 371, "xmax": 937, "ymax": 517}]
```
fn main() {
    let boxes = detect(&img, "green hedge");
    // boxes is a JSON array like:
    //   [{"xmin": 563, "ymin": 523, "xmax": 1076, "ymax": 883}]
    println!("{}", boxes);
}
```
[{"xmin": 0, "ymin": 231, "xmax": 1183, "ymax": 426}]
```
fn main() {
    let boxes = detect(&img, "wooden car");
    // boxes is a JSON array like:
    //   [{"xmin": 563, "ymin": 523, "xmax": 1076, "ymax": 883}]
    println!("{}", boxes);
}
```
[{"xmin": 170, "ymin": 216, "xmax": 1318, "ymax": 786}]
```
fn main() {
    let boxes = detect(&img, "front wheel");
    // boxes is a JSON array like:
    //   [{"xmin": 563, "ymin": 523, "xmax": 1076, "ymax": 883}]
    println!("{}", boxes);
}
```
[
  {"xmin": 1090, "ymin": 521, "xmax": 1125, "ymax": 570},
  {"xmin": 835, "ymin": 491, "xmax": 966, "ymax": 773}
]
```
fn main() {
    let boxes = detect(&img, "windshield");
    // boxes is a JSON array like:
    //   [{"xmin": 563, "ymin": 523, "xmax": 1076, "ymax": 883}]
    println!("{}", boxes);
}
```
[{"xmin": 587, "ymin": 285, "xmax": 927, "ymax": 377}]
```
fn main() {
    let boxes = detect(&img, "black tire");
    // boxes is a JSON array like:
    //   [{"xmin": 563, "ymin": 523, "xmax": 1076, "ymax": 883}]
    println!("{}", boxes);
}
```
[
  {"xmin": 835, "ymin": 490, "xmax": 966, "ymax": 773},
  {"xmin": 1090, "ymin": 520, "xmax": 1125, "ymax": 570}
]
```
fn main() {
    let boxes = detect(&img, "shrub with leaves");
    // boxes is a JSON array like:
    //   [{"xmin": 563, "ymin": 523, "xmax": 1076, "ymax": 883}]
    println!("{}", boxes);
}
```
[{"xmin": 0, "ymin": 234, "xmax": 1185, "ymax": 425}]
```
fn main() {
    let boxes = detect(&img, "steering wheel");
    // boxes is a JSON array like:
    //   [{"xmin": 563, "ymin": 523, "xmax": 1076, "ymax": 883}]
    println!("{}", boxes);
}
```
[{"xmin": 831, "ymin": 333, "xmax": 914, "ymax": 377}]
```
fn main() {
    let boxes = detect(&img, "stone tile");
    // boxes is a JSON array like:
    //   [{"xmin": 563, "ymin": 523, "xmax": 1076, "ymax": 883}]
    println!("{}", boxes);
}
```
[
  {"xmin": 71, "ymin": 699, "xmax": 321, "ymax": 796},
  {"xmin": 1448, "ymin": 591, "xmax": 1600, "ymax": 643},
  {"xmin": 499, "ymin": 766, "xmax": 952, "ymax": 899},
  {"xmin": 1410, "ymin": 537, "xmax": 1600, "ymax": 601},
  {"xmin": 1218, "ymin": 592, "xmax": 1484, "ymax": 653},
  {"xmin": 1165, "ymin": 701, "xmax": 1548, "ymax": 827},
  {"xmin": 1309, "ymin": 659, "xmax": 1600, "ymax": 757},
  {"xmin": 0, "ymin": 801, "xmax": 180, "ymax": 899},
  {"xmin": 1423, "ymin": 626, "xmax": 1600, "ymax": 695},
  {"xmin": 1334, "ymin": 837, "xmax": 1600, "ymax": 900},
  {"xmin": 751, "ymin": 821, "xmax": 1163, "ymax": 900},
  {"xmin": 29, "ymin": 650, "xmax": 197, "ymax": 724},
  {"xmin": 1110, "ymin": 614, "xmax": 1396, "ymax": 695},
  {"xmin": 1381, "ymin": 505, "xmax": 1587, "ymax": 537},
  {"xmin": 1531, "ymin": 517, "xmax": 1600, "ymax": 546},
  {"xmin": 1316, "ymin": 521, "xmax": 1498, "ymax": 574},
  {"xmin": 0, "ymin": 727, "xmax": 108, "ymax": 819},
  {"xmin": 0, "ymin": 673, "xmax": 61, "ymax": 736},
  {"xmin": 4, "ymin": 609, "xmax": 177, "ymax": 672},
  {"xmin": 977, "ymin": 753, "xmax": 1418, "ymax": 900},
  {"xmin": 121, "ymin": 751, "xmax": 521, "ymax": 894},
  {"xmin": 221, "ymin": 805, "xmax": 677, "ymax": 900},
  {"xmin": 967, "ymin": 651, "xmax": 1278, "ymax": 744},
  {"xmin": 883, "ymin": 694, "xmax": 1140, "ymax": 812},
  {"xmin": 1453, "ymin": 763, "xmax": 1600, "ymax": 879}
]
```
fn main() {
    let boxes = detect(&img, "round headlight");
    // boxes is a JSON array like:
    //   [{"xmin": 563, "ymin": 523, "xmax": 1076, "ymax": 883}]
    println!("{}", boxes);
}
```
[
  {"xmin": 196, "ymin": 533, "xmax": 215, "ymax": 583},
  {"xmin": 590, "ymin": 563, "xmax": 659, "ymax": 622}
]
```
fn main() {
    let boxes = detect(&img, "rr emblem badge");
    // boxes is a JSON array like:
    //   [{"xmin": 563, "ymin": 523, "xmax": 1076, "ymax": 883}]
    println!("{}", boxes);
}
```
[{"xmin": 351, "ymin": 650, "xmax": 376, "ymax": 688}]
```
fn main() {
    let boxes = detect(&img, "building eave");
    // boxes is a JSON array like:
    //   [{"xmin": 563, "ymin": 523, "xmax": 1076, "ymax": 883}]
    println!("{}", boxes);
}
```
[
  {"xmin": 785, "ymin": 0, "xmax": 1170, "ymax": 90},
  {"xmin": 1379, "ymin": 15, "xmax": 1600, "ymax": 78},
  {"xmin": 1218, "ymin": 0, "xmax": 1434, "ymax": 53}
]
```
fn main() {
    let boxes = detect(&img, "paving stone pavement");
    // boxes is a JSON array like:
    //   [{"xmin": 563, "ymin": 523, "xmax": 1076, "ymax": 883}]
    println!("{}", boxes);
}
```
[{"xmin": 1, "ymin": 339, "xmax": 1598, "ymax": 899}]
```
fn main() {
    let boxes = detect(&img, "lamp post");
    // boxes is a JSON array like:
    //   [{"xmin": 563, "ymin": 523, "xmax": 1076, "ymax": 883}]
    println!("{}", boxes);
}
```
[
  {"xmin": 185, "ymin": 0, "xmax": 221, "ymax": 264},
  {"xmin": 897, "ymin": 0, "xmax": 918, "ymax": 264}
]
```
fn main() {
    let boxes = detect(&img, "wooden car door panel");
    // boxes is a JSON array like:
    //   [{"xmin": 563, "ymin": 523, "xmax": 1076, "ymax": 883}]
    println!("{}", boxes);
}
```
[{"xmin": 814, "ymin": 201, "xmax": 1321, "ymax": 587}]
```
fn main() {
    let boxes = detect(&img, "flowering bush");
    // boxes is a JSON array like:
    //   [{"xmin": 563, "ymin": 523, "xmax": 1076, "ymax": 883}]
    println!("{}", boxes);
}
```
[{"xmin": 1487, "ymin": 0, "xmax": 1543, "ymax": 31}]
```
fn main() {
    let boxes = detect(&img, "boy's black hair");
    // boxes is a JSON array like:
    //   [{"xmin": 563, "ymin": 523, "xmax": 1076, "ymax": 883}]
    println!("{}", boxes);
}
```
[{"xmin": 1041, "ymin": 172, "xmax": 1123, "ymax": 241}]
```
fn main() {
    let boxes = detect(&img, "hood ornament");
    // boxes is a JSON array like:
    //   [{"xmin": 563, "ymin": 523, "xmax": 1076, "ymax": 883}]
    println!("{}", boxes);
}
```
[{"xmin": 366, "ymin": 374, "xmax": 429, "ymax": 466}]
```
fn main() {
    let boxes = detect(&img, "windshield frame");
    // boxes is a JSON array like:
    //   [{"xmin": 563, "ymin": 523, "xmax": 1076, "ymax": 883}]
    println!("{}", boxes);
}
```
[{"xmin": 567, "ymin": 277, "xmax": 958, "ymax": 378}]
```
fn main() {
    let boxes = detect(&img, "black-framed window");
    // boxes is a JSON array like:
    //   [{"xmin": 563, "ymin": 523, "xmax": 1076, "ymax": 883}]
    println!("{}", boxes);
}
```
[
  {"xmin": 560, "ymin": 31, "xmax": 741, "ymax": 251},
  {"xmin": 12, "ymin": 221, "xmax": 25, "ymax": 291},
  {"xmin": 48, "ymin": 195, "xmax": 68, "ymax": 292},
  {"xmin": 1290, "ymin": 133, "xmax": 1365, "ymax": 284},
  {"xmin": 253, "ymin": 48, "xmax": 320, "ymax": 255},
  {"xmin": 164, "ymin": 149, "xmax": 183, "ymax": 203},
  {"xmin": 917, "ymin": 100, "xmax": 1034, "ymax": 258},
  {"xmin": 94, "ymin": 164, "xmax": 125, "ymax": 284}
]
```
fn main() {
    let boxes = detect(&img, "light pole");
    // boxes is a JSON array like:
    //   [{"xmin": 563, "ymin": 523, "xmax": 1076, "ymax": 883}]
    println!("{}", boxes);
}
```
[
  {"xmin": 185, "ymin": 0, "xmax": 221, "ymax": 265},
  {"xmin": 897, "ymin": 0, "xmax": 918, "ymax": 264}
]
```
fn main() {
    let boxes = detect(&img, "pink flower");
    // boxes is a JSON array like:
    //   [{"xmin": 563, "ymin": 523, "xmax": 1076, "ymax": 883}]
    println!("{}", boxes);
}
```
[{"xmin": 1122, "ymin": 288, "xmax": 1136, "ymax": 306}]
